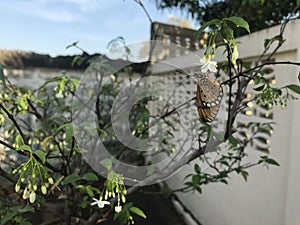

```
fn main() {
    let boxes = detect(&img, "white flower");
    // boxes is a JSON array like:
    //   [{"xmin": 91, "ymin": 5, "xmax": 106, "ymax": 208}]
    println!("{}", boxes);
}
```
[
  {"xmin": 91, "ymin": 198, "xmax": 110, "ymax": 208},
  {"xmin": 198, "ymin": 57, "xmax": 217, "ymax": 73},
  {"xmin": 115, "ymin": 205, "xmax": 122, "ymax": 213}
]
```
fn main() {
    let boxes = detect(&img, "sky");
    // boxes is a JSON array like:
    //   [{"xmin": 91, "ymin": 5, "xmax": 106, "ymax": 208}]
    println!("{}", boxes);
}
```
[{"xmin": 0, "ymin": 0, "xmax": 196, "ymax": 57}]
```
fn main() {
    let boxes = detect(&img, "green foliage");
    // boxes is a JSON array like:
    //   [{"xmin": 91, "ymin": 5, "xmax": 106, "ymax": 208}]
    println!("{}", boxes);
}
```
[
  {"xmin": 114, "ymin": 202, "xmax": 146, "ymax": 225},
  {"xmin": 155, "ymin": 0, "xmax": 299, "ymax": 33},
  {"xmin": 0, "ymin": 204, "xmax": 34, "ymax": 225}
]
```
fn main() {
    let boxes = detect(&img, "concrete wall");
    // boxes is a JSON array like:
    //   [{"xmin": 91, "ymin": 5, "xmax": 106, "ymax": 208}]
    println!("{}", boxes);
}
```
[{"xmin": 150, "ymin": 20, "xmax": 300, "ymax": 225}]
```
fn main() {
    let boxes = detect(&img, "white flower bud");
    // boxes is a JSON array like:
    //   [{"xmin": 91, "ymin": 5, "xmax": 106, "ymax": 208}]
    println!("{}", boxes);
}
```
[
  {"xmin": 48, "ymin": 177, "xmax": 54, "ymax": 184},
  {"xmin": 15, "ymin": 184, "xmax": 20, "ymax": 193},
  {"xmin": 41, "ymin": 185, "xmax": 47, "ymax": 195},
  {"xmin": 23, "ymin": 188, "xmax": 30, "ymax": 200},
  {"xmin": 121, "ymin": 195, "xmax": 126, "ymax": 203},
  {"xmin": 29, "ymin": 191, "xmax": 36, "ymax": 203}
]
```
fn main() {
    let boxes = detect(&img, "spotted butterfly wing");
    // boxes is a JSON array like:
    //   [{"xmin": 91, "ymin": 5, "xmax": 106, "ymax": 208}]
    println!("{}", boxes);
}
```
[{"xmin": 196, "ymin": 76, "xmax": 223, "ymax": 122}]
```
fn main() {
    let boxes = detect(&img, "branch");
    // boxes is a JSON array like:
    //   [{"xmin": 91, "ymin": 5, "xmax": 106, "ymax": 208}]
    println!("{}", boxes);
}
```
[{"xmin": 0, "ymin": 103, "xmax": 27, "ymax": 144}]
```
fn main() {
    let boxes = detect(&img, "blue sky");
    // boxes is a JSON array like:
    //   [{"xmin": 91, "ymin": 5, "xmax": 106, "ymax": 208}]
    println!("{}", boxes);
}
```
[{"xmin": 0, "ymin": 0, "xmax": 196, "ymax": 56}]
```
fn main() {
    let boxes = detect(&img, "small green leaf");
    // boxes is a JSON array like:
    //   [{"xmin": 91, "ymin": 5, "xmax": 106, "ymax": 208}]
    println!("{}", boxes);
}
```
[
  {"xmin": 253, "ymin": 84, "xmax": 265, "ymax": 91},
  {"xmin": 54, "ymin": 123, "xmax": 72, "ymax": 135},
  {"xmin": 100, "ymin": 158, "xmax": 112, "ymax": 170},
  {"xmin": 130, "ymin": 207, "xmax": 147, "ymax": 219},
  {"xmin": 240, "ymin": 170, "xmax": 249, "ymax": 182},
  {"xmin": 82, "ymin": 172, "xmax": 98, "ymax": 181},
  {"xmin": 253, "ymin": 77, "xmax": 261, "ymax": 85},
  {"xmin": 16, "ymin": 145, "xmax": 32, "ymax": 152},
  {"xmin": 228, "ymin": 135, "xmax": 238, "ymax": 147},
  {"xmin": 65, "ymin": 125, "xmax": 74, "ymax": 142},
  {"xmin": 226, "ymin": 16, "xmax": 250, "ymax": 33},
  {"xmin": 18, "ymin": 206, "xmax": 35, "ymax": 213},
  {"xmin": 192, "ymin": 174, "xmax": 200, "ymax": 185},
  {"xmin": 286, "ymin": 84, "xmax": 300, "ymax": 94},
  {"xmin": 194, "ymin": 164, "xmax": 200, "ymax": 174},
  {"xmin": 62, "ymin": 174, "xmax": 81, "ymax": 185},
  {"xmin": 15, "ymin": 134, "xmax": 24, "ymax": 146},
  {"xmin": 34, "ymin": 150, "xmax": 46, "ymax": 164},
  {"xmin": 66, "ymin": 41, "xmax": 79, "ymax": 49},
  {"xmin": 71, "ymin": 78, "xmax": 79, "ymax": 89},
  {"xmin": 195, "ymin": 19, "xmax": 220, "ymax": 39},
  {"xmin": 194, "ymin": 186, "xmax": 202, "ymax": 194},
  {"xmin": 221, "ymin": 26, "xmax": 234, "ymax": 40},
  {"xmin": 264, "ymin": 38, "xmax": 271, "ymax": 49},
  {"xmin": 86, "ymin": 186, "xmax": 94, "ymax": 197},
  {"xmin": 265, "ymin": 158, "xmax": 280, "ymax": 167}
]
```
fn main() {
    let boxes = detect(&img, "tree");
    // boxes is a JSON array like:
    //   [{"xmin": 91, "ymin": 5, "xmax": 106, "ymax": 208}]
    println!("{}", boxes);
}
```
[
  {"xmin": 154, "ymin": 0, "xmax": 299, "ymax": 33},
  {"xmin": 1, "ymin": 1, "xmax": 300, "ymax": 225}
]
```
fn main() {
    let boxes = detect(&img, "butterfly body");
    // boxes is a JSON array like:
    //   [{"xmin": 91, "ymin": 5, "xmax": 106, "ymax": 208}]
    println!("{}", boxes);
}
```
[{"xmin": 196, "ymin": 75, "xmax": 223, "ymax": 122}]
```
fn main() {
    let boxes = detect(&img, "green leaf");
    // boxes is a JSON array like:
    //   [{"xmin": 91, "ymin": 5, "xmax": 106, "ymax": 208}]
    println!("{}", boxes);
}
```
[
  {"xmin": 130, "ymin": 207, "xmax": 147, "ymax": 219},
  {"xmin": 240, "ymin": 170, "xmax": 249, "ymax": 182},
  {"xmin": 253, "ymin": 84, "xmax": 265, "ymax": 91},
  {"xmin": 16, "ymin": 145, "xmax": 32, "ymax": 152},
  {"xmin": 100, "ymin": 158, "xmax": 112, "ymax": 170},
  {"xmin": 62, "ymin": 174, "xmax": 81, "ymax": 185},
  {"xmin": 194, "ymin": 164, "xmax": 200, "ymax": 174},
  {"xmin": 86, "ymin": 186, "xmax": 94, "ymax": 197},
  {"xmin": 253, "ymin": 77, "xmax": 261, "ymax": 85},
  {"xmin": 18, "ymin": 206, "xmax": 35, "ymax": 213},
  {"xmin": 286, "ymin": 84, "xmax": 300, "ymax": 94},
  {"xmin": 54, "ymin": 123, "xmax": 72, "ymax": 135},
  {"xmin": 34, "ymin": 150, "xmax": 46, "ymax": 164},
  {"xmin": 194, "ymin": 186, "xmax": 202, "ymax": 194},
  {"xmin": 71, "ymin": 78, "xmax": 79, "ymax": 89},
  {"xmin": 265, "ymin": 158, "xmax": 280, "ymax": 167},
  {"xmin": 82, "ymin": 172, "xmax": 98, "ymax": 181},
  {"xmin": 0, "ymin": 64, "xmax": 6, "ymax": 86},
  {"xmin": 298, "ymin": 0, "xmax": 300, "ymax": 5},
  {"xmin": 228, "ymin": 135, "xmax": 238, "ymax": 147},
  {"xmin": 225, "ymin": 16, "xmax": 250, "ymax": 33},
  {"xmin": 65, "ymin": 125, "xmax": 74, "ymax": 142},
  {"xmin": 264, "ymin": 38, "xmax": 271, "ymax": 49},
  {"xmin": 66, "ymin": 41, "xmax": 79, "ymax": 49},
  {"xmin": 221, "ymin": 26, "xmax": 234, "ymax": 40},
  {"xmin": 15, "ymin": 134, "xmax": 25, "ymax": 146},
  {"xmin": 0, "ymin": 211, "xmax": 17, "ymax": 225},
  {"xmin": 195, "ymin": 19, "xmax": 220, "ymax": 39},
  {"xmin": 192, "ymin": 174, "xmax": 200, "ymax": 185}
]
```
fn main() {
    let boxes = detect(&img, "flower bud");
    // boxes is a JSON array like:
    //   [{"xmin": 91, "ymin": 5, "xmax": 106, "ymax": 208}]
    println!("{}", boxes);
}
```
[
  {"xmin": 48, "ymin": 177, "xmax": 54, "ymax": 184},
  {"xmin": 23, "ymin": 188, "xmax": 30, "ymax": 200},
  {"xmin": 29, "ymin": 191, "xmax": 36, "ymax": 203},
  {"xmin": 15, "ymin": 184, "xmax": 20, "ymax": 193},
  {"xmin": 41, "ymin": 185, "xmax": 47, "ymax": 195},
  {"xmin": 121, "ymin": 195, "xmax": 126, "ymax": 203}
]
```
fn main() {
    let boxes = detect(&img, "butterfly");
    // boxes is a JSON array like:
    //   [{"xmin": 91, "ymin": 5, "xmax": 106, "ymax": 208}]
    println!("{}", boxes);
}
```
[{"xmin": 196, "ymin": 75, "xmax": 223, "ymax": 122}]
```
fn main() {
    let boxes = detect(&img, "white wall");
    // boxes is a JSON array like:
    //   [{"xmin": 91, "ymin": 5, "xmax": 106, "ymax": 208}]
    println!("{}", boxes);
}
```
[{"xmin": 150, "ymin": 20, "xmax": 300, "ymax": 225}]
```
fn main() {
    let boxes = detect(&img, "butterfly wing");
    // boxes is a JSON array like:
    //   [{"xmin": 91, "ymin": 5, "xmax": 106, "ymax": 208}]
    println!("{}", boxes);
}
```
[{"xmin": 196, "ymin": 77, "xmax": 223, "ymax": 122}]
